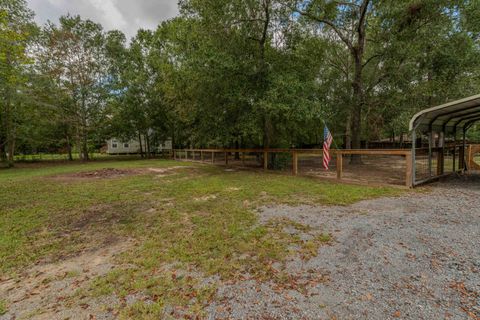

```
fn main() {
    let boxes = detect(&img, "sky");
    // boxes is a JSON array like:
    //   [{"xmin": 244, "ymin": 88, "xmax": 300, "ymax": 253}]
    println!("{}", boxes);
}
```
[{"xmin": 26, "ymin": 0, "xmax": 180, "ymax": 40}]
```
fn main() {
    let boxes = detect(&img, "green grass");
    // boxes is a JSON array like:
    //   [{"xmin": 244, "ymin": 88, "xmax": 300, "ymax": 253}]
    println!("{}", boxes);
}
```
[
  {"xmin": 0, "ymin": 159, "xmax": 402, "ymax": 317},
  {"xmin": 0, "ymin": 300, "xmax": 7, "ymax": 315}
]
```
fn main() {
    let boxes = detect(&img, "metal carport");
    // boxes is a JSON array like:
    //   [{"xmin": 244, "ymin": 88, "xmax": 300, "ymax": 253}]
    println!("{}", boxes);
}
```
[{"xmin": 409, "ymin": 94, "xmax": 480, "ymax": 186}]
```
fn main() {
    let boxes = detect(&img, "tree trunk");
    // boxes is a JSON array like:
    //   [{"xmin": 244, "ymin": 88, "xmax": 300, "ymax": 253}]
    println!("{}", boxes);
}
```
[
  {"xmin": 349, "ymin": 0, "xmax": 369, "ymax": 164},
  {"xmin": 171, "ymin": 122, "xmax": 176, "ymax": 152},
  {"xmin": 259, "ymin": 0, "xmax": 271, "ymax": 149},
  {"xmin": 7, "ymin": 137, "xmax": 15, "ymax": 166},
  {"xmin": 80, "ymin": 95, "xmax": 89, "ymax": 161},
  {"xmin": 66, "ymin": 132, "xmax": 73, "ymax": 161},
  {"xmin": 4, "ymin": 89, "xmax": 15, "ymax": 167},
  {"xmin": 263, "ymin": 116, "xmax": 272, "ymax": 148},
  {"xmin": 0, "ymin": 148, "xmax": 6, "ymax": 163},
  {"xmin": 146, "ymin": 132, "xmax": 151, "ymax": 158},
  {"xmin": 0, "ymin": 137, "xmax": 6, "ymax": 163},
  {"xmin": 345, "ymin": 114, "xmax": 352, "ymax": 149},
  {"xmin": 350, "ymin": 58, "xmax": 364, "ymax": 164},
  {"xmin": 235, "ymin": 139, "xmax": 240, "ymax": 160},
  {"xmin": 138, "ymin": 133, "xmax": 144, "ymax": 158},
  {"xmin": 81, "ymin": 130, "xmax": 89, "ymax": 161}
]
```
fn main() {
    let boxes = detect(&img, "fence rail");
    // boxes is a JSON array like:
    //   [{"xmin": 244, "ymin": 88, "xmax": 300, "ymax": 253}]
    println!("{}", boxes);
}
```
[
  {"xmin": 413, "ymin": 144, "xmax": 466, "ymax": 185},
  {"xmin": 174, "ymin": 148, "xmax": 413, "ymax": 187}
]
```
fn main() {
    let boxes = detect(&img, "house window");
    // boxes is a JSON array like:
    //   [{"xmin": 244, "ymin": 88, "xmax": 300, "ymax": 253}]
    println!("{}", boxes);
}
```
[
  {"xmin": 124, "ymin": 143, "xmax": 129, "ymax": 148},
  {"xmin": 112, "ymin": 143, "xmax": 118, "ymax": 148}
]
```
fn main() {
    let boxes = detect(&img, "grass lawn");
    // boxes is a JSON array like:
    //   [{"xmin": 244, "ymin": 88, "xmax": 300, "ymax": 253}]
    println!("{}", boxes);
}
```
[{"xmin": 0, "ymin": 159, "xmax": 402, "ymax": 318}]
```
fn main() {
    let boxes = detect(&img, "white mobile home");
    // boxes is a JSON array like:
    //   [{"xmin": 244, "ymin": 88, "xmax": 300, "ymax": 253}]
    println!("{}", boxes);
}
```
[{"xmin": 106, "ymin": 137, "xmax": 172, "ymax": 154}]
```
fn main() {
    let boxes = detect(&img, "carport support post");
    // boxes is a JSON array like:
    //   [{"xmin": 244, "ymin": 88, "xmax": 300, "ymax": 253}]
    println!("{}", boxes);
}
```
[
  {"xmin": 463, "ymin": 128, "xmax": 467, "ymax": 171},
  {"xmin": 411, "ymin": 130, "xmax": 416, "ymax": 185},
  {"xmin": 439, "ymin": 130, "xmax": 445, "ymax": 175},
  {"xmin": 453, "ymin": 146, "xmax": 456, "ymax": 173},
  {"xmin": 428, "ymin": 131, "xmax": 433, "ymax": 177}
]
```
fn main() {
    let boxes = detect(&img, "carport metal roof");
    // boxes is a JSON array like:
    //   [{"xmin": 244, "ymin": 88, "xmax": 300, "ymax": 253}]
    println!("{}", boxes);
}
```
[{"xmin": 409, "ymin": 94, "xmax": 480, "ymax": 134}]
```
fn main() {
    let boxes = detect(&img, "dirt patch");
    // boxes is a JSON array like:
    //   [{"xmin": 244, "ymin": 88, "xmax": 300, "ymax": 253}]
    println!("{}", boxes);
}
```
[
  {"xmin": 52, "ymin": 168, "xmax": 140, "ymax": 181},
  {"xmin": 147, "ymin": 166, "xmax": 190, "ymax": 178},
  {"xmin": 68, "ymin": 204, "xmax": 118, "ymax": 231},
  {"xmin": 0, "ymin": 239, "xmax": 135, "ymax": 320},
  {"xmin": 194, "ymin": 194, "xmax": 218, "ymax": 201},
  {"xmin": 51, "ymin": 166, "xmax": 191, "ymax": 182}
]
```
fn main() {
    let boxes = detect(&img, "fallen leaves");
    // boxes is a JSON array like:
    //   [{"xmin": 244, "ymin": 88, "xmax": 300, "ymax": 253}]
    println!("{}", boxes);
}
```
[{"xmin": 449, "ymin": 281, "xmax": 479, "ymax": 319}]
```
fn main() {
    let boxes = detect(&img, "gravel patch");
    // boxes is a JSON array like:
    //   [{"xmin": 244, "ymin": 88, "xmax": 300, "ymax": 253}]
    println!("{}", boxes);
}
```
[{"xmin": 208, "ymin": 176, "xmax": 480, "ymax": 319}]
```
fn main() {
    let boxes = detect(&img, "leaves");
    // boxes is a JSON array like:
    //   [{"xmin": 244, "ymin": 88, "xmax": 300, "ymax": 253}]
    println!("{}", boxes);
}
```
[{"xmin": 2, "ymin": 0, "xmax": 480, "ymax": 163}]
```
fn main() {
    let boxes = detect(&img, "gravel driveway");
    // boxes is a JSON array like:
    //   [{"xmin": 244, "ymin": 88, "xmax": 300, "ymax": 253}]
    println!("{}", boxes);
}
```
[{"xmin": 208, "ymin": 176, "xmax": 480, "ymax": 320}]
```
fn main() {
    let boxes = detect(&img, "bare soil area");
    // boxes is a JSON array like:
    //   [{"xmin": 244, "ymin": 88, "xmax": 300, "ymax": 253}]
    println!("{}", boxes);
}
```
[
  {"xmin": 51, "ymin": 166, "xmax": 188, "ymax": 181},
  {"xmin": 0, "ymin": 240, "xmax": 135, "ymax": 320}
]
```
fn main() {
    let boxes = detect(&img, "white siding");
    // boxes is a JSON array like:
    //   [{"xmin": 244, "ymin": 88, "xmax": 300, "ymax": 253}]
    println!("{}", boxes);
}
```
[{"xmin": 106, "ymin": 137, "xmax": 172, "ymax": 154}]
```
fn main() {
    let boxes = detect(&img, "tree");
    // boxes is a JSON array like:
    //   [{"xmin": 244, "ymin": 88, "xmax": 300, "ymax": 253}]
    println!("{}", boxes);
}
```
[
  {"xmin": 287, "ymin": 0, "xmax": 480, "ymax": 158},
  {"xmin": 2, "ymin": 0, "xmax": 480, "ymax": 167},
  {"xmin": 41, "ymin": 15, "xmax": 108, "ymax": 160},
  {"xmin": 174, "ymin": 0, "xmax": 327, "ymax": 149},
  {"xmin": 0, "ymin": 0, "xmax": 36, "ymax": 166},
  {"xmin": 105, "ymin": 29, "xmax": 172, "ymax": 157}
]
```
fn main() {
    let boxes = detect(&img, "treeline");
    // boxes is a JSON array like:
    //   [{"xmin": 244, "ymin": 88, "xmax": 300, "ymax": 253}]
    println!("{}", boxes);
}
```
[{"xmin": 1, "ymin": 0, "xmax": 480, "ymax": 166}]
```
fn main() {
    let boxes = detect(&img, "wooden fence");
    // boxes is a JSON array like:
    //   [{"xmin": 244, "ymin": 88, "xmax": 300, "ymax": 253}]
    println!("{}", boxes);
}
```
[
  {"xmin": 413, "ymin": 144, "xmax": 467, "ymax": 185},
  {"xmin": 174, "ymin": 148, "xmax": 413, "ymax": 187},
  {"xmin": 467, "ymin": 145, "xmax": 480, "ymax": 171}
]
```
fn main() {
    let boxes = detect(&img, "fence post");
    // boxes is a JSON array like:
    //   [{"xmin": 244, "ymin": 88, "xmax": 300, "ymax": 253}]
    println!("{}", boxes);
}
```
[
  {"xmin": 225, "ymin": 152, "xmax": 228, "ymax": 165},
  {"xmin": 201, "ymin": 151, "xmax": 204, "ymax": 162},
  {"xmin": 263, "ymin": 151, "xmax": 268, "ymax": 170},
  {"xmin": 405, "ymin": 152, "xmax": 413, "ymax": 188},
  {"xmin": 336, "ymin": 152, "xmax": 343, "ymax": 180},
  {"xmin": 468, "ymin": 145, "xmax": 472, "ymax": 170},
  {"xmin": 292, "ymin": 151, "xmax": 298, "ymax": 176},
  {"xmin": 459, "ymin": 146, "xmax": 464, "ymax": 170},
  {"xmin": 242, "ymin": 152, "xmax": 245, "ymax": 166},
  {"xmin": 212, "ymin": 151, "xmax": 215, "ymax": 163},
  {"xmin": 452, "ymin": 146, "xmax": 456, "ymax": 172}
]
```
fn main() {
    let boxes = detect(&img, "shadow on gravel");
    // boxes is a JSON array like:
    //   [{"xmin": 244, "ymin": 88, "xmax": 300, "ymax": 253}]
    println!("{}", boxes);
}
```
[{"xmin": 436, "ymin": 173, "xmax": 480, "ymax": 190}]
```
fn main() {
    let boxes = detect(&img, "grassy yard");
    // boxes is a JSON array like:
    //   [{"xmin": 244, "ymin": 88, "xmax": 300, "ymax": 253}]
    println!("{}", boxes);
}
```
[{"xmin": 0, "ymin": 159, "xmax": 402, "ymax": 318}]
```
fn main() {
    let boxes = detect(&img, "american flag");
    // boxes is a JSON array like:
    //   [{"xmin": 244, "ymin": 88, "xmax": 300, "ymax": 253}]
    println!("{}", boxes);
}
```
[{"xmin": 323, "ymin": 125, "xmax": 333, "ymax": 170}]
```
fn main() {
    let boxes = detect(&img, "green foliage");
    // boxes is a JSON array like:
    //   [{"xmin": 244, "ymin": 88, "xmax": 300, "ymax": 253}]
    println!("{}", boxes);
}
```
[
  {"xmin": 1, "ymin": 0, "xmax": 480, "ymax": 162},
  {"xmin": 0, "ymin": 0, "xmax": 37, "ymax": 165},
  {"xmin": 39, "ymin": 15, "xmax": 110, "ymax": 160}
]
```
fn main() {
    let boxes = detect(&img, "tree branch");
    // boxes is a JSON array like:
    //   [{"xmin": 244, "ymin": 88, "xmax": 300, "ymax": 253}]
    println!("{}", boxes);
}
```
[
  {"xmin": 357, "ymin": 0, "xmax": 370, "ymax": 34},
  {"xmin": 296, "ymin": 9, "xmax": 353, "ymax": 52}
]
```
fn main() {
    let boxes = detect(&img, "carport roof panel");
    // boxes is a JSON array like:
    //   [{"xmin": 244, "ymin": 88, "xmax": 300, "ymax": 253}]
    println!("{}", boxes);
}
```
[{"xmin": 409, "ymin": 94, "xmax": 480, "ymax": 133}]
